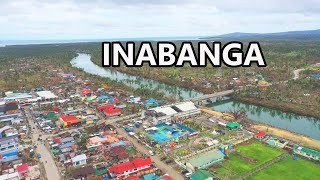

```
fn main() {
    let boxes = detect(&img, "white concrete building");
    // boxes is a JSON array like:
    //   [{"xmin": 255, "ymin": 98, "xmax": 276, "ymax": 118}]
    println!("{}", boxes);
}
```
[
  {"xmin": 35, "ymin": 91, "xmax": 58, "ymax": 101},
  {"xmin": 71, "ymin": 154, "xmax": 87, "ymax": 166},
  {"xmin": 150, "ymin": 101, "xmax": 201, "ymax": 123}
]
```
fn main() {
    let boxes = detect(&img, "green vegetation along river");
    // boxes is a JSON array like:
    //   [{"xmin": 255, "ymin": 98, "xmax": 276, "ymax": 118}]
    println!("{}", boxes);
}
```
[
  {"xmin": 71, "ymin": 53, "xmax": 320, "ymax": 140},
  {"xmin": 207, "ymin": 98, "xmax": 320, "ymax": 140}
]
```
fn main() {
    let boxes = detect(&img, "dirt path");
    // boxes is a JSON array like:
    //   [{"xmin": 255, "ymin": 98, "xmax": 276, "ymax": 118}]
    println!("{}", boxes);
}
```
[
  {"xmin": 293, "ymin": 68, "xmax": 304, "ymax": 80},
  {"xmin": 25, "ymin": 107, "xmax": 61, "ymax": 180},
  {"xmin": 251, "ymin": 124, "xmax": 320, "ymax": 150},
  {"xmin": 116, "ymin": 127, "xmax": 185, "ymax": 180}
]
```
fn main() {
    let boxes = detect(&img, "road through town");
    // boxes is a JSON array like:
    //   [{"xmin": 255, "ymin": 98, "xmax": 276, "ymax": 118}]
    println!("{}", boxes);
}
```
[
  {"xmin": 116, "ymin": 127, "xmax": 185, "ymax": 180},
  {"xmin": 293, "ymin": 68, "xmax": 304, "ymax": 80},
  {"xmin": 24, "ymin": 107, "xmax": 61, "ymax": 180}
]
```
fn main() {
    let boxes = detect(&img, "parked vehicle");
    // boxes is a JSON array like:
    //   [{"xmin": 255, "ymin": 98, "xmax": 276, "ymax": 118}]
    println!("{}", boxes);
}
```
[
  {"xmin": 149, "ymin": 150, "xmax": 154, "ymax": 156},
  {"xmin": 181, "ymin": 170, "xmax": 189, "ymax": 174},
  {"xmin": 165, "ymin": 159, "xmax": 173, "ymax": 164},
  {"xmin": 160, "ymin": 157, "xmax": 167, "ymax": 161},
  {"xmin": 185, "ymin": 172, "xmax": 192, "ymax": 178}
]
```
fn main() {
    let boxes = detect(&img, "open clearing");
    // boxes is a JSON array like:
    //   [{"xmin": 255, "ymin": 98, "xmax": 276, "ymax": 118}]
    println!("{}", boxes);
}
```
[
  {"xmin": 212, "ymin": 142, "xmax": 283, "ymax": 178},
  {"xmin": 248, "ymin": 156, "xmax": 320, "ymax": 179}
]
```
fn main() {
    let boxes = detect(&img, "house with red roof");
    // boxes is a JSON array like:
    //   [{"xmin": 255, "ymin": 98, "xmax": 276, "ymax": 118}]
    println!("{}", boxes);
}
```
[
  {"xmin": 124, "ymin": 176, "xmax": 140, "ymax": 180},
  {"xmin": 103, "ymin": 107, "xmax": 121, "ymax": 117},
  {"xmin": 98, "ymin": 104, "xmax": 122, "ymax": 116},
  {"xmin": 16, "ymin": 163, "xmax": 29, "ymax": 177},
  {"xmin": 81, "ymin": 89, "xmax": 91, "ymax": 96},
  {"xmin": 97, "ymin": 104, "xmax": 115, "ymax": 111},
  {"xmin": 110, "ymin": 146, "xmax": 129, "ymax": 161},
  {"xmin": 108, "ymin": 157, "xmax": 153, "ymax": 179},
  {"xmin": 255, "ymin": 131, "xmax": 266, "ymax": 140},
  {"xmin": 59, "ymin": 115, "xmax": 81, "ymax": 127}
]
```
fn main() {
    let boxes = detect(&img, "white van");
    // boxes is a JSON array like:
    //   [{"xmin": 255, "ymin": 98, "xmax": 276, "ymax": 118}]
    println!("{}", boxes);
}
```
[
  {"xmin": 149, "ymin": 150, "xmax": 154, "ymax": 156},
  {"xmin": 185, "ymin": 172, "xmax": 192, "ymax": 178}
]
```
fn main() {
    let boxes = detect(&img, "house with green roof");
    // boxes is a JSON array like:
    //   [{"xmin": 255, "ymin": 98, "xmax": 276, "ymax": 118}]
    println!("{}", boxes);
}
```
[
  {"xmin": 226, "ymin": 122, "xmax": 240, "ymax": 130},
  {"xmin": 191, "ymin": 170, "xmax": 214, "ymax": 180},
  {"xmin": 186, "ymin": 149, "xmax": 225, "ymax": 172},
  {"xmin": 142, "ymin": 173, "xmax": 159, "ymax": 180},
  {"xmin": 293, "ymin": 145, "xmax": 320, "ymax": 161}
]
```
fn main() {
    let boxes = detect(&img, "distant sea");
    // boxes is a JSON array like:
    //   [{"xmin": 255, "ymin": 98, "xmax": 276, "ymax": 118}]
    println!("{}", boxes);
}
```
[{"xmin": 0, "ymin": 36, "xmax": 205, "ymax": 47}]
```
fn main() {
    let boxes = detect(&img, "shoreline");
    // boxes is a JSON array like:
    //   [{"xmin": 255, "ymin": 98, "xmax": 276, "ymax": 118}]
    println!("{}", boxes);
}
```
[
  {"xmin": 251, "ymin": 124, "xmax": 320, "ymax": 150},
  {"xmin": 233, "ymin": 96, "xmax": 320, "ymax": 119}
]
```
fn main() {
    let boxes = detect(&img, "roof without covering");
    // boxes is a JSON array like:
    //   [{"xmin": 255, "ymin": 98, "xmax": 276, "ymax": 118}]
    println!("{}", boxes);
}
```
[
  {"xmin": 187, "ymin": 150, "xmax": 225, "ymax": 168},
  {"xmin": 71, "ymin": 166, "xmax": 94, "ymax": 178},
  {"xmin": 0, "ymin": 126, "xmax": 15, "ymax": 133},
  {"xmin": 60, "ymin": 137, "xmax": 74, "ymax": 144},
  {"xmin": 36, "ymin": 91, "xmax": 58, "ymax": 99},
  {"xmin": 4, "ymin": 103, "xmax": 19, "ymax": 112},
  {"xmin": 0, "ymin": 135, "xmax": 18, "ymax": 143},
  {"xmin": 88, "ymin": 136, "xmax": 119, "ymax": 145},
  {"xmin": 59, "ymin": 142, "xmax": 75, "ymax": 149}
]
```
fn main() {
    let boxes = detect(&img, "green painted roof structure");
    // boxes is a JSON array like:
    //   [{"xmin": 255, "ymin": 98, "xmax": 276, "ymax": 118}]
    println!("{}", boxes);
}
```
[
  {"xmin": 293, "ymin": 145, "xmax": 320, "ymax": 157},
  {"xmin": 142, "ymin": 173, "xmax": 159, "ymax": 180},
  {"xmin": 226, "ymin": 122, "xmax": 240, "ymax": 128},
  {"xmin": 191, "ymin": 170, "xmax": 214, "ymax": 180},
  {"xmin": 187, "ymin": 150, "xmax": 225, "ymax": 168}
]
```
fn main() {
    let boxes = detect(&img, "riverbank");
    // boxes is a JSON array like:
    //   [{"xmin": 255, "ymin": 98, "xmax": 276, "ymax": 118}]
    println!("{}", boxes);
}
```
[
  {"xmin": 91, "ymin": 58, "xmax": 320, "ymax": 119},
  {"xmin": 234, "ymin": 96, "xmax": 320, "ymax": 119},
  {"xmin": 91, "ymin": 58, "xmax": 215, "ymax": 94},
  {"xmin": 251, "ymin": 124, "xmax": 320, "ymax": 150}
]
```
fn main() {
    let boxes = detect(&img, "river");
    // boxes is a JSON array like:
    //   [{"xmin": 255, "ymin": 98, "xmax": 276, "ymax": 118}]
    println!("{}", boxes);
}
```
[
  {"xmin": 71, "ymin": 54, "xmax": 203, "ymax": 99},
  {"xmin": 71, "ymin": 53, "xmax": 320, "ymax": 140}
]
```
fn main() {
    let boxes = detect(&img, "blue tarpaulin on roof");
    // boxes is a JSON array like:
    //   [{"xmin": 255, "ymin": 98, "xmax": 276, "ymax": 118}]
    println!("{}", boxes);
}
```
[
  {"xmin": 103, "ymin": 177, "xmax": 110, "ymax": 180},
  {"xmin": 311, "ymin": 74, "xmax": 320, "ymax": 77},
  {"xmin": 98, "ymin": 96, "xmax": 109, "ymax": 100},
  {"xmin": 2, "ymin": 151, "xmax": 18, "ymax": 157},
  {"xmin": 146, "ymin": 98, "xmax": 156, "ymax": 103},
  {"xmin": 110, "ymin": 140, "xmax": 126, "ymax": 147}
]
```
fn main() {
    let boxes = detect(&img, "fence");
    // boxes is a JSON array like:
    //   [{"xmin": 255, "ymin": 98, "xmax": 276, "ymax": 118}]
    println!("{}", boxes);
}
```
[{"xmin": 239, "ymin": 153, "xmax": 288, "ymax": 180}]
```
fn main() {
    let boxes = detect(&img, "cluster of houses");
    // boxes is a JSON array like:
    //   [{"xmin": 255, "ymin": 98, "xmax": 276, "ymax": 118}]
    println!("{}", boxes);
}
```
[
  {"xmin": 0, "ymin": 163, "xmax": 41, "ymax": 180},
  {"xmin": 47, "ymin": 122, "xmax": 173, "ymax": 179},
  {"xmin": 0, "ymin": 126, "xmax": 19, "ymax": 164},
  {"xmin": 254, "ymin": 131, "xmax": 320, "ymax": 161}
]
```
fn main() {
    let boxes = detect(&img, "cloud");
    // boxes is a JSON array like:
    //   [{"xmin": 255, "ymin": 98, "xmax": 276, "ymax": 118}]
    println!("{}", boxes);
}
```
[{"xmin": 0, "ymin": 0, "xmax": 319, "ymax": 40}]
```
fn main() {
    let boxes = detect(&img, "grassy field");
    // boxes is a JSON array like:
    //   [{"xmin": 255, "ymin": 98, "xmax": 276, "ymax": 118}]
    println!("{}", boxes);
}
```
[
  {"xmin": 212, "ymin": 142, "xmax": 284, "ymax": 178},
  {"xmin": 248, "ymin": 156, "xmax": 320, "ymax": 180}
]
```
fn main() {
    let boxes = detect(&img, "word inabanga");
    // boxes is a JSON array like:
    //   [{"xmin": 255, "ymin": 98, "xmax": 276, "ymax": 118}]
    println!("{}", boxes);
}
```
[{"xmin": 102, "ymin": 41, "xmax": 266, "ymax": 67}]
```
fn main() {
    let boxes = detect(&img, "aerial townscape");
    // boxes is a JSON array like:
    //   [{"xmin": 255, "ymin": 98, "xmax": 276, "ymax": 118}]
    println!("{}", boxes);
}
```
[
  {"xmin": 1, "ymin": 1, "xmax": 320, "ymax": 180},
  {"xmin": 0, "ymin": 35, "xmax": 320, "ymax": 180}
]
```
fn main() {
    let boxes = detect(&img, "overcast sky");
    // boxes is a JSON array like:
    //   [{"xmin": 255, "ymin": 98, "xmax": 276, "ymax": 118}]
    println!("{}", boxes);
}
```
[{"xmin": 0, "ymin": 0, "xmax": 319, "ymax": 40}]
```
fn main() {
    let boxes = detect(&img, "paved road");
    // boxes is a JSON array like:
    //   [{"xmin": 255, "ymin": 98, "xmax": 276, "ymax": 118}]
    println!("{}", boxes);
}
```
[
  {"xmin": 24, "ymin": 107, "xmax": 61, "ymax": 180},
  {"xmin": 293, "ymin": 68, "xmax": 304, "ymax": 80},
  {"xmin": 116, "ymin": 127, "xmax": 185, "ymax": 180}
]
